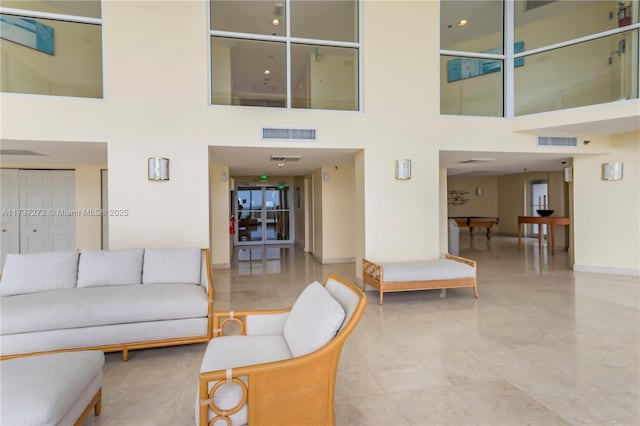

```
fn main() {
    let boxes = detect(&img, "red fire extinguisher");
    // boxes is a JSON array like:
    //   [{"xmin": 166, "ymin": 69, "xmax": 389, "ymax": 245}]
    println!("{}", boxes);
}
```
[
  {"xmin": 229, "ymin": 215, "xmax": 236, "ymax": 235},
  {"xmin": 618, "ymin": 2, "xmax": 631, "ymax": 27}
]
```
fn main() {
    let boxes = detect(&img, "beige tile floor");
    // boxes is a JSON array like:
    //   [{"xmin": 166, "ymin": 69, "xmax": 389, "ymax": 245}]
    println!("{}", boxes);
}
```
[{"xmin": 85, "ymin": 236, "xmax": 639, "ymax": 426}]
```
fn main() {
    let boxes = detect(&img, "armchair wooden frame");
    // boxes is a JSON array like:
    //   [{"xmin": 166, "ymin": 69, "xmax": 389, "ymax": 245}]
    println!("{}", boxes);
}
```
[
  {"xmin": 1, "ymin": 248, "xmax": 214, "ymax": 362},
  {"xmin": 198, "ymin": 274, "xmax": 367, "ymax": 426}
]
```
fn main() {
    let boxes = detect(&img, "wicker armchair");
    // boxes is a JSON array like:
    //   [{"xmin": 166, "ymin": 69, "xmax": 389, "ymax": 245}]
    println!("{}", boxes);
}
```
[{"xmin": 197, "ymin": 274, "xmax": 367, "ymax": 426}]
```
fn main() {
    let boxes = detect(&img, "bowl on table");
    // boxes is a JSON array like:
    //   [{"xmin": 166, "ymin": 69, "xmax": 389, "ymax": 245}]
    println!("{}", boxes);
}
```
[{"xmin": 536, "ymin": 209, "xmax": 554, "ymax": 217}]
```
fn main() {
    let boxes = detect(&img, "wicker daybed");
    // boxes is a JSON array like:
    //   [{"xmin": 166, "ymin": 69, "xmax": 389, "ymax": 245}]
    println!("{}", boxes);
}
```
[{"xmin": 362, "ymin": 254, "xmax": 478, "ymax": 304}]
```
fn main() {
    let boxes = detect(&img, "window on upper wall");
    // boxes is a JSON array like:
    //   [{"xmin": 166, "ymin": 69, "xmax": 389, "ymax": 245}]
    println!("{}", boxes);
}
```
[
  {"xmin": 440, "ymin": 0, "xmax": 639, "ymax": 117},
  {"xmin": 0, "ymin": 0, "xmax": 103, "ymax": 98},
  {"xmin": 440, "ymin": 0, "xmax": 505, "ymax": 117},
  {"xmin": 209, "ymin": 0, "xmax": 360, "ymax": 110}
]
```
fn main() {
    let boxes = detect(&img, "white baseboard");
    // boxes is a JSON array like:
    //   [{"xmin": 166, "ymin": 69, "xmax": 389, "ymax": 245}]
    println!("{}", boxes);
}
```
[
  {"xmin": 211, "ymin": 262, "xmax": 230, "ymax": 270},
  {"xmin": 573, "ymin": 264, "xmax": 640, "ymax": 277},
  {"xmin": 311, "ymin": 253, "xmax": 355, "ymax": 264}
]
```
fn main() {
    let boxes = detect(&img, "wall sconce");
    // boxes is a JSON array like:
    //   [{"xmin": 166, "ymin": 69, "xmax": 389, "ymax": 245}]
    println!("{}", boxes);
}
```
[
  {"xmin": 395, "ymin": 159, "xmax": 411, "ymax": 180},
  {"xmin": 563, "ymin": 167, "xmax": 573, "ymax": 182},
  {"xmin": 221, "ymin": 171, "xmax": 228, "ymax": 182},
  {"xmin": 148, "ymin": 157, "xmax": 169, "ymax": 181},
  {"xmin": 322, "ymin": 171, "xmax": 330, "ymax": 182},
  {"xmin": 602, "ymin": 162, "xmax": 623, "ymax": 181},
  {"xmin": 474, "ymin": 186, "xmax": 483, "ymax": 197}
]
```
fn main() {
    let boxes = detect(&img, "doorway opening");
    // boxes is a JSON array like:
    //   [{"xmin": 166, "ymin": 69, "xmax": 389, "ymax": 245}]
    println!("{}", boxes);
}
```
[
  {"xmin": 235, "ymin": 185, "xmax": 292, "ymax": 245},
  {"xmin": 529, "ymin": 180, "xmax": 549, "ymax": 235}
]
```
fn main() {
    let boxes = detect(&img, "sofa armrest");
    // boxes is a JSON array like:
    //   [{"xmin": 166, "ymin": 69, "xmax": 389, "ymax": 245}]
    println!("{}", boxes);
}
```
[{"xmin": 213, "ymin": 308, "xmax": 291, "ymax": 337}]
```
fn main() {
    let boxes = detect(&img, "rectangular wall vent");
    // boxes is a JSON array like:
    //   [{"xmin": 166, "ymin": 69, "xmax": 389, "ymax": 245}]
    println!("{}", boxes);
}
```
[
  {"xmin": 537, "ymin": 136, "xmax": 578, "ymax": 147},
  {"xmin": 270, "ymin": 155, "xmax": 302, "ymax": 162},
  {"xmin": 261, "ymin": 127, "xmax": 317, "ymax": 141}
]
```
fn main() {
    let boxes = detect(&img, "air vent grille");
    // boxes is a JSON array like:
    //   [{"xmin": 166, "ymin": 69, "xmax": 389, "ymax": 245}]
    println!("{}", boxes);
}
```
[
  {"xmin": 537, "ymin": 136, "xmax": 578, "ymax": 147},
  {"xmin": 270, "ymin": 155, "xmax": 302, "ymax": 162},
  {"xmin": 261, "ymin": 127, "xmax": 317, "ymax": 141}
]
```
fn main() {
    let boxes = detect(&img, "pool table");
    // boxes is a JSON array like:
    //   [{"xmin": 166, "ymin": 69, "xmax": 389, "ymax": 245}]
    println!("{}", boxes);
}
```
[{"xmin": 449, "ymin": 216, "xmax": 500, "ymax": 239}]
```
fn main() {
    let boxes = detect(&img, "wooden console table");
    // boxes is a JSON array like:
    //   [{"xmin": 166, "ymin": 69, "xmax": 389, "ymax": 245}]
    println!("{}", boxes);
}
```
[{"xmin": 517, "ymin": 216, "xmax": 570, "ymax": 255}]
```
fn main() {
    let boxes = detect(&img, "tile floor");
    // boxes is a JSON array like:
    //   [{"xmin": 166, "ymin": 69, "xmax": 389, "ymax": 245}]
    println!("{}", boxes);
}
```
[{"xmin": 85, "ymin": 235, "xmax": 639, "ymax": 425}]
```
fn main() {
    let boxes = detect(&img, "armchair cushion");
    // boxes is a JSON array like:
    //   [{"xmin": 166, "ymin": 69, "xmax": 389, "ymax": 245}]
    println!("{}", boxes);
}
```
[
  {"xmin": 0, "ymin": 250, "xmax": 78, "ymax": 296},
  {"xmin": 283, "ymin": 281, "xmax": 345, "ymax": 357},
  {"xmin": 142, "ymin": 248, "xmax": 201, "ymax": 285},
  {"xmin": 246, "ymin": 312, "xmax": 289, "ymax": 336},
  {"xmin": 77, "ymin": 248, "xmax": 143, "ymax": 287}
]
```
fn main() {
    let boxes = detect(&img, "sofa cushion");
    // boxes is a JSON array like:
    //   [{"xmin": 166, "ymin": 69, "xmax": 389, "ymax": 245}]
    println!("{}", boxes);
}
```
[
  {"xmin": 77, "ymin": 248, "xmax": 143, "ymax": 288},
  {"xmin": 283, "ymin": 281, "xmax": 345, "ymax": 357},
  {"xmin": 381, "ymin": 259, "xmax": 475, "ymax": 282},
  {"xmin": 0, "ymin": 250, "xmax": 78, "ymax": 297},
  {"xmin": 0, "ymin": 284, "xmax": 208, "ymax": 335},
  {"xmin": 198, "ymin": 335, "xmax": 292, "ymax": 426},
  {"xmin": 143, "ymin": 248, "xmax": 201, "ymax": 285}
]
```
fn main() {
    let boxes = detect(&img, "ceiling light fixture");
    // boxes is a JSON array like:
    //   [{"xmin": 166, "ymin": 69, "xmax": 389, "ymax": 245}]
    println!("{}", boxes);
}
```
[
  {"xmin": 272, "ymin": 18, "xmax": 280, "ymax": 26},
  {"xmin": 457, "ymin": 19, "xmax": 469, "ymax": 26},
  {"xmin": 264, "ymin": 69, "xmax": 271, "ymax": 75}
]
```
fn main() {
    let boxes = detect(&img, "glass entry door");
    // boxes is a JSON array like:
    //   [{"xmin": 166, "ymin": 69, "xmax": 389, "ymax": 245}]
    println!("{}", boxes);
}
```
[{"xmin": 236, "ymin": 185, "xmax": 291, "ymax": 244}]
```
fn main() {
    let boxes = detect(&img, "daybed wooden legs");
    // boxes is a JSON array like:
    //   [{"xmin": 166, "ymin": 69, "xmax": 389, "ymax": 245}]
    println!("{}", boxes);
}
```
[
  {"xmin": 74, "ymin": 388, "xmax": 102, "ymax": 426},
  {"xmin": 473, "ymin": 284, "xmax": 479, "ymax": 298}
]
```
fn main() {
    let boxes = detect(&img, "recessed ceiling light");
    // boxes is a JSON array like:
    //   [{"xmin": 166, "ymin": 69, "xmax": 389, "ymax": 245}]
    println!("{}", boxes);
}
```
[
  {"xmin": 458, "ymin": 19, "xmax": 469, "ymax": 26},
  {"xmin": 272, "ymin": 18, "xmax": 280, "ymax": 26},
  {"xmin": 264, "ymin": 69, "xmax": 271, "ymax": 75}
]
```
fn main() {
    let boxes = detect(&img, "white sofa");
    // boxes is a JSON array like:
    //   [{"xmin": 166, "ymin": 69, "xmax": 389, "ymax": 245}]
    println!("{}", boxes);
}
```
[{"xmin": 0, "ymin": 247, "xmax": 213, "ymax": 361}]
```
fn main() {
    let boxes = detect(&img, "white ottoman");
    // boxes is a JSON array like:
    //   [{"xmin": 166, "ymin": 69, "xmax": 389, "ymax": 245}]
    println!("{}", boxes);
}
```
[{"xmin": 0, "ymin": 351, "xmax": 104, "ymax": 426}]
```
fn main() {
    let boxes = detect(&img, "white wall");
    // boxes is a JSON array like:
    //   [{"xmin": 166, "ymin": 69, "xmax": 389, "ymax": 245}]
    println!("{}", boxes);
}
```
[
  {"xmin": 320, "ymin": 166, "xmax": 355, "ymax": 262},
  {"xmin": 573, "ymin": 131, "xmax": 640, "ymax": 275},
  {"xmin": 0, "ymin": 1, "xmax": 638, "ymax": 276},
  {"xmin": 447, "ymin": 176, "xmax": 499, "ymax": 218},
  {"xmin": 210, "ymin": 163, "xmax": 230, "ymax": 267}
]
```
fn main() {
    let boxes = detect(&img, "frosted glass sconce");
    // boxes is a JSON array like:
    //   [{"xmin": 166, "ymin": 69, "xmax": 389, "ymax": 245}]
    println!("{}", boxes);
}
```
[
  {"xmin": 563, "ymin": 167, "xmax": 573, "ymax": 182},
  {"xmin": 602, "ymin": 162, "xmax": 623, "ymax": 181},
  {"xmin": 474, "ymin": 186, "xmax": 483, "ymax": 196},
  {"xmin": 148, "ymin": 157, "xmax": 169, "ymax": 181},
  {"xmin": 395, "ymin": 159, "xmax": 411, "ymax": 180}
]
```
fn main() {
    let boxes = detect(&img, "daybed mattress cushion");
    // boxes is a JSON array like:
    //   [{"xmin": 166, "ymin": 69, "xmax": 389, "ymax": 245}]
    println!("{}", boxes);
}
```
[
  {"xmin": 283, "ymin": 281, "xmax": 345, "ymax": 357},
  {"xmin": 77, "ymin": 248, "xmax": 144, "ymax": 287},
  {"xmin": 0, "ymin": 351, "xmax": 104, "ymax": 425},
  {"xmin": 1, "ymin": 284, "xmax": 208, "ymax": 335},
  {"xmin": 198, "ymin": 335, "xmax": 293, "ymax": 426},
  {"xmin": 143, "ymin": 248, "xmax": 201, "ymax": 285},
  {"xmin": 381, "ymin": 259, "xmax": 475, "ymax": 282},
  {"xmin": 0, "ymin": 250, "xmax": 78, "ymax": 296}
]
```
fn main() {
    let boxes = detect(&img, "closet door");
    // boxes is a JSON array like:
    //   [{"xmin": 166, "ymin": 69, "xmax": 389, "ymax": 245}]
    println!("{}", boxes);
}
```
[
  {"xmin": 1, "ymin": 169, "xmax": 20, "ymax": 266},
  {"xmin": 19, "ymin": 170, "xmax": 75, "ymax": 254},
  {"xmin": 19, "ymin": 170, "xmax": 51, "ymax": 253},
  {"xmin": 49, "ymin": 171, "xmax": 75, "ymax": 250}
]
